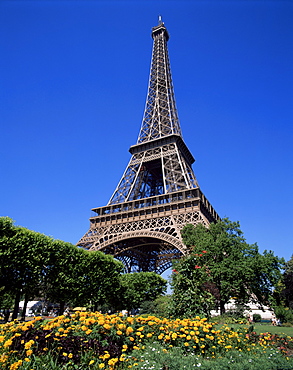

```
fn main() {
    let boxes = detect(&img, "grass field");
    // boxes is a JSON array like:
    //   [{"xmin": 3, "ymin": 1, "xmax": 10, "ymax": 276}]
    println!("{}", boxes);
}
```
[
  {"xmin": 217, "ymin": 323, "xmax": 293, "ymax": 336},
  {"xmin": 253, "ymin": 323, "xmax": 293, "ymax": 336}
]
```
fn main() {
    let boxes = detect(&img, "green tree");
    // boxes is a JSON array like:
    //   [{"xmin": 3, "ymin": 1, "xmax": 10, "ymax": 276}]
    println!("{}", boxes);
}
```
[
  {"xmin": 271, "ymin": 255, "xmax": 293, "ymax": 324},
  {"xmin": 0, "ymin": 217, "xmax": 125, "ymax": 318},
  {"xmin": 43, "ymin": 241, "xmax": 124, "ymax": 313},
  {"xmin": 116, "ymin": 272, "xmax": 167, "ymax": 313},
  {"xmin": 78, "ymin": 250, "xmax": 124, "ymax": 311},
  {"xmin": 283, "ymin": 254, "xmax": 293, "ymax": 309},
  {"xmin": 139, "ymin": 295, "xmax": 171, "ymax": 317},
  {"xmin": 43, "ymin": 240, "xmax": 88, "ymax": 314},
  {"xmin": 0, "ymin": 217, "xmax": 53, "ymax": 320},
  {"xmin": 170, "ymin": 218, "xmax": 284, "ymax": 317}
]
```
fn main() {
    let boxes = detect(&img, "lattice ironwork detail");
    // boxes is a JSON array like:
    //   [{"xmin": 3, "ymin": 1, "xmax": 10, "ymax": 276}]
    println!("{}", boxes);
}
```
[
  {"xmin": 137, "ymin": 22, "xmax": 181, "ymax": 143},
  {"xmin": 78, "ymin": 20, "xmax": 220, "ymax": 273}
]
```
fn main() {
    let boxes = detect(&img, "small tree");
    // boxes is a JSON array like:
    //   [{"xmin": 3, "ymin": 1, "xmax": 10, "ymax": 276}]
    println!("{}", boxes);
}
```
[
  {"xmin": 139, "ymin": 295, "xmax": 171, "ymax": 317},
  {"xmin": 170, "ymin": 218, "xmax": 284, "ymax": 317},
  {"xmin": 253, "ymin": 313, "xmax": 262, "ymax": 322},
  {"xmin": 116, "ymin": 272, "xmax": 167, "ymax": 313}
]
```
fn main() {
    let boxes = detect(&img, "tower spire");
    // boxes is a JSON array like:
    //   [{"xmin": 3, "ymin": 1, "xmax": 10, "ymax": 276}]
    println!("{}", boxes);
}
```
[
  {"xmin": 107, "ymin": 21, "xmax": 198, "ymax": 205},
  {"xmin": 137, "ymin": 21, "xmax": 181, "ymax": 143}
]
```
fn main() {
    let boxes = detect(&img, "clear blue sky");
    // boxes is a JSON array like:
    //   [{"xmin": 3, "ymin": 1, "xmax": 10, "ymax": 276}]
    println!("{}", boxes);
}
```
[{"xmin": 1, "ymin": 1, "xmax": 292, "ymax": 267}]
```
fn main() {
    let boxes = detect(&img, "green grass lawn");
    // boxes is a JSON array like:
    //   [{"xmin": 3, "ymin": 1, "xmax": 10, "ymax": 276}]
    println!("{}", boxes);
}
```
[
  {"xmin": 253, "ymin": 323, "xmax": 293, "ymax": 336},
  {"xmin": 216, "ymin": 322, "xmax": 293, "ymax": 336}
]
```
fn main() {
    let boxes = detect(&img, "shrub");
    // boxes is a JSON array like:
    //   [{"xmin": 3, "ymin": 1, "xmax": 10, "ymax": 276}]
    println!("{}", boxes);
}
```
[
  {"xmin": 274, "ymin": 306, "xmax": 293, "ymax": 324},
  {"xmin": 282, "ymin": 322, "xmax": 293, "ymax": 327},
  {"xmin": 253, "ymin": 314, "xmax": 262, "ymax": 322}
]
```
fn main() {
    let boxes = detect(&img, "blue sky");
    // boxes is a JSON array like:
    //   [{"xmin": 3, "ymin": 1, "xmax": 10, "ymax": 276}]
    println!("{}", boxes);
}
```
[{"xmin": 1, "ymin": 0, "xmax": 292, "ymax": 269}]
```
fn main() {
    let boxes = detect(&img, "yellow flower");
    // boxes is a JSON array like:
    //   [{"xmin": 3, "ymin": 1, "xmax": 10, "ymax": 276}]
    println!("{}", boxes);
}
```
[
  {"xmin": 126, "ymin": 326, "xmax": 134, "ymax": 335},
  {"xmin": 4, "ymin": 339, "xmax": 12, "ymax": 348},
  {"xmin": 62, "ymin": 352, "xmax": 68, "ymax": 357},
  {"xmin": 120, "ymin": 354, "xmax": 126, "ymax": 361},
  {"xmin": 26, "ymin": 350, "xmax": 33, "ymax": 356},
  {"xmin": 24, "ymin": 358, "xmax": 30, "ymax": 362},
  {"xmin": 108, "ymin": 358, "xmax": 119, "ymax": 367},
  {"xmin": 99, "ymin": 364, "xmax": 105, "ymax": 369},
  {"xmin": 89, "ymin": 359, "xmax": 95, "ymax": 365},
  {"xmin": 9, "ymin": 359, "xmax": 23, "ymax": 370}
]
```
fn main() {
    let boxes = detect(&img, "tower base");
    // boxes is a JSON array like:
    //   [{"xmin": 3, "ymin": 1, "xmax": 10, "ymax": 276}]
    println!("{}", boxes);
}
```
[{"xmin": 78, "ymin": 188, "xmax": 219, "ymax": 273}]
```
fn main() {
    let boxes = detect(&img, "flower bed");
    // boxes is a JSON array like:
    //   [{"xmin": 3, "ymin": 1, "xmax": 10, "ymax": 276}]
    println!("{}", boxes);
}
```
[{"xmin": 1, "ymin": 312, "xmax": 292, "ymax": 369}]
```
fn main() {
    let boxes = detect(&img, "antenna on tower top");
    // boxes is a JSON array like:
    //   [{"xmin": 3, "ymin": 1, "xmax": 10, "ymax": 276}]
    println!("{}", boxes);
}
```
[{"xmin": 158, "ymin": 15, "xmax": 162, "ymax": 24}]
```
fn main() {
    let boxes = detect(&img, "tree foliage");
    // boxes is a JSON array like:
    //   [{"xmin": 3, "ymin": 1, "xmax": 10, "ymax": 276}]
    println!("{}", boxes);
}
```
[
  {"xmin": 170, "ymin": 218, "xmax": 284, "ymax": 317},
  {"xmin": 0, "ymin": 217, "xmax": 53, "ymax": 319},
  {"xmin": 283, "ymin": 254, "xmax": 293, "ymax": 309},
  {"xmin": 78, "ymin": 250, "xmax": 124, "ymax": 311},
  {"xmin": 0, "ymin": 217, "xmax": 124, "ymax": 319},
  {"xmin": 116, "ymin": 272, "xmax": 167, "ymax": 313},
  {"xmin": 139, "ymin": 295, "xmax": 171, "ymax": 317}
]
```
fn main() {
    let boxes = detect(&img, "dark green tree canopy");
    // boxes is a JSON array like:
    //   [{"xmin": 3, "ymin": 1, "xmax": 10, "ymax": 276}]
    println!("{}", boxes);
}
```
[
  {"xmin": 283, "ymin": 254, "xmax": 293, "ymax": 309},
  {"xmin": 0, "ymin": 217, "xmax": 124, "ymax": 318}
]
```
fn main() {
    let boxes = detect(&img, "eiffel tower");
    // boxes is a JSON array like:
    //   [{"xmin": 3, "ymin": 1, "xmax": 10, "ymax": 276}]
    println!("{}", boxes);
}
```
[{"xmin": 78, "ymin": 18, "xmax": 220, "ymax": 273}]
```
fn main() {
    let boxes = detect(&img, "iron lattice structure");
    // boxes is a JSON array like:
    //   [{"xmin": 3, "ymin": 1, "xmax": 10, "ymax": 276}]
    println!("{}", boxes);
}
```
[{"xmin": 78, "ymin": 20, "xmax": 220, "ymax": 273}]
